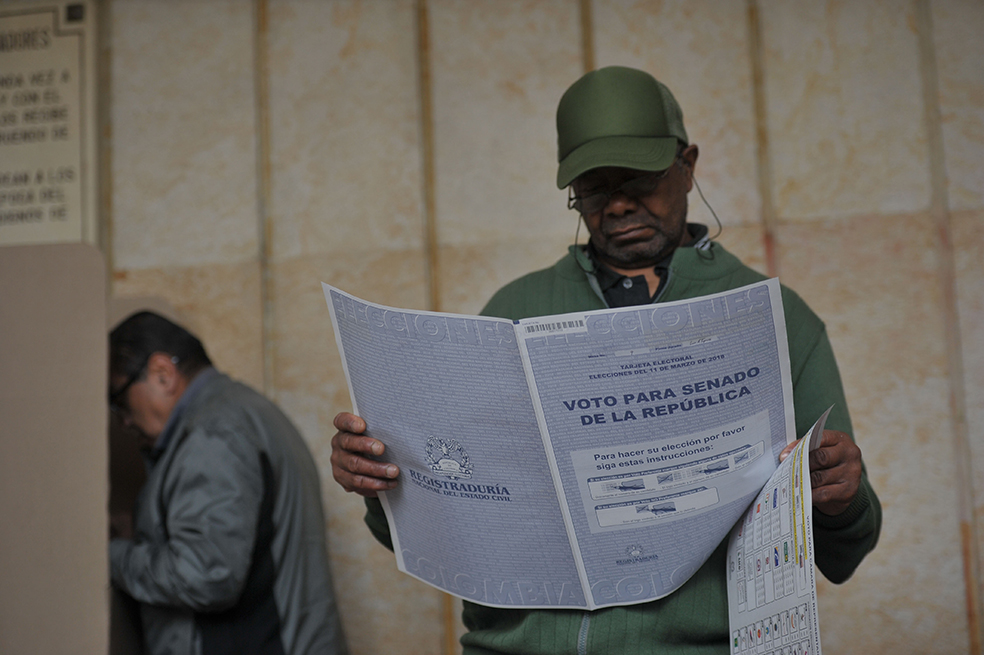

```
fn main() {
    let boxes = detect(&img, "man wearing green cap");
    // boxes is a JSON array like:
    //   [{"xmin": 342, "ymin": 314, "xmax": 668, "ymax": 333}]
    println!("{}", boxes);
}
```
[{"xmin": 330, "ymin": 66, "xmax": 881, "ymax": 654}]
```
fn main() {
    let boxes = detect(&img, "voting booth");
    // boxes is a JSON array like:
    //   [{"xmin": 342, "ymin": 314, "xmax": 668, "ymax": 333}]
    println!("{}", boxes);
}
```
[{"xmin": 0, "ymin": 243, "xmax": 109, "ymax": 654}]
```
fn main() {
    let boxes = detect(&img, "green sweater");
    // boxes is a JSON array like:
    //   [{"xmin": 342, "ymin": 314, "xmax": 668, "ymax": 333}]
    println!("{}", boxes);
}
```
[{"xmin": 365, "ymin": 240, "xmax": 881, "ymax": 655}]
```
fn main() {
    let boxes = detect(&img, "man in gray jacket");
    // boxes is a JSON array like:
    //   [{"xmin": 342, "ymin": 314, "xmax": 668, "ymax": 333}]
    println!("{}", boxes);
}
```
[{"xmin": 109, "ymin": 311, "xmax": 347, "ymax": 655}]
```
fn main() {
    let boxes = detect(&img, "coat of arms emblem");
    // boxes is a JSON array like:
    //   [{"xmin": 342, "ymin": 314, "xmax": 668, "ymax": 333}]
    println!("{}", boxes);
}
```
[{"xmin": 426, "ymin": 437, "xmax": 473, "ymax": 480}]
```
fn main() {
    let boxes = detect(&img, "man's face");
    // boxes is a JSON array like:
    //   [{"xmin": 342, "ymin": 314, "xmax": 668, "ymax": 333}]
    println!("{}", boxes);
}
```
[
  {"xmin": 109, "ymin": 354, "xmax": 177, "ymax": 449},
  {"xmin": 572, "ymin": 145, "xmax": 698, "ymax": 271}
]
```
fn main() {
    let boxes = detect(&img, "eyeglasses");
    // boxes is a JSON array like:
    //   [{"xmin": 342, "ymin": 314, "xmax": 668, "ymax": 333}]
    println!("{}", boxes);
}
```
[
  {"xmin": 568, "ymin": 158, "xmax": 680, "ymax": 216},
  {"xmin": 108, "ymin": 355, "xmax": 150, "ymax": 416}
]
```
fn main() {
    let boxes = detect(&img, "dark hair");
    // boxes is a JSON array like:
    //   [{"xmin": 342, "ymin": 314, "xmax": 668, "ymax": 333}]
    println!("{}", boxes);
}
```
[{"xmin": 109, "ymin": 311, "xmax": 212, "ymax": 381}]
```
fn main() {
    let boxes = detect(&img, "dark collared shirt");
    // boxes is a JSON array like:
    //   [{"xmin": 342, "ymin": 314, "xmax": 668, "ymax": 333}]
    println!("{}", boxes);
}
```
[{"xmin": 588, "ymin": 223, "xmax": 709, "ymax": 308}]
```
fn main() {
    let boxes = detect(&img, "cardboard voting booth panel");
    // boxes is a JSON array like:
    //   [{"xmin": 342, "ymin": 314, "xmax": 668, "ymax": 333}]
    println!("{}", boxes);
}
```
[{"xmin": 0, "ymin": 243, "xmax": 108, "ymax": 655}]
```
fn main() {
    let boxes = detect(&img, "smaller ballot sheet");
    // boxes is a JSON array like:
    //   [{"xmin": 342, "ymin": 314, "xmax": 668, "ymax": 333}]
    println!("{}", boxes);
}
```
[{"xmin": 726, "ymin": 408, "xmax": 830, "ymax": 655}]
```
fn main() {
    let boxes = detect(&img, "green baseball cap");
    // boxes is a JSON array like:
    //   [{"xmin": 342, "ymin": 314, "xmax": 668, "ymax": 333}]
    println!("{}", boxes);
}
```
[{"xmin": 556, "ymin": 66, "xmax": 688, "ymax": 189}]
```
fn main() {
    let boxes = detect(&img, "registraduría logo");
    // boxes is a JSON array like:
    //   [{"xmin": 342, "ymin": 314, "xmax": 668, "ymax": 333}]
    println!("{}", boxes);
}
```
[
  {"xmin": 426, "ymin": 437, "xmax": 473, "ymax": 480},
  {"xmin": 616, "ymin": 544, "xmax": 659, "ymax": 566}
]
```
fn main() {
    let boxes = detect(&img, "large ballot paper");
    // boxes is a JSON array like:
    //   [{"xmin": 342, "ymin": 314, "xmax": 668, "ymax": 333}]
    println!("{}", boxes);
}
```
[{"xmin": 324, "ymin": 279, "xmax": 814, "ymax": 613}]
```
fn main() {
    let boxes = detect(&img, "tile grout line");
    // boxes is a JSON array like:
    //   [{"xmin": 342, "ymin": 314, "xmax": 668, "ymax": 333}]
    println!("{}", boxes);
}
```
[
  {"xmin": 417, "ymin": 0, "xmax": 441, "ymax": 315},
  {"xmin": 915, "ymin": 1, "xmax": 982, "ymax": 652},
  {"xmin": 254, "ymin": 0, "xmax": 275, "ymax": 397},
  {"xmin": 579, "ymin": 0, "xmax": 594, "ymax": 74},
  {"xmin": 97, "ymin": 0, "xmax": 114, "ymax": 290},
  {"xmin": 414, "ymin": 2, "xmax": 455, "ymax": 650},
  {"xmin": 745, "ymin": 0, "xmax": 778, "ymax": 279}
]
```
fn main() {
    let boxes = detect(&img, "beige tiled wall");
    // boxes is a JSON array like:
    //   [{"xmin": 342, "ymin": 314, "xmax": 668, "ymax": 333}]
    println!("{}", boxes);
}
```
[
  {"xmin": 934, "ymin": 0, "xmax": 984, "ymax": 211},
  {"xmin": 594, "ymin": 0, "xmax": 762, "ymax": 228},
  {"xmin": 761, "ymin": 0, "xmax": 931, "ymax": 220},
  {"xmin": 106, "ymin": 0, "xmax": 984, "ymax": 653},
  {"xmin": 265, "ymin": 2, "xmax": 440, "ymax": 653},
  {"xmin": 110, "ymin": 0, "xmax": 265, "ymax": 388},
  {"xmin": 429, "ymin": 0, "xmax": 580, "ymax": 314},
  {"xmin": 939, "ymin": 0, "xmax": 984, "ymax": 638},
  {"xmin": 779, "ymin": 215, "xmax": 967, "ymax": 652}
]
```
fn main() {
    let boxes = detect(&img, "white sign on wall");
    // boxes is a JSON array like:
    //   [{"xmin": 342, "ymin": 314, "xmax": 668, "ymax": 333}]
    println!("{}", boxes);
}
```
[{"xmin": 0, "ymin": 0, "xmax": 97, "ymax": 246}]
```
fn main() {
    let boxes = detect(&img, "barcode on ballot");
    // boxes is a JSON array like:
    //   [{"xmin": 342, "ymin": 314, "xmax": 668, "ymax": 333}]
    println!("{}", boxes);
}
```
[{"xmin": 524, "ymin": 320, "xmax": 585, "ymax": 334}]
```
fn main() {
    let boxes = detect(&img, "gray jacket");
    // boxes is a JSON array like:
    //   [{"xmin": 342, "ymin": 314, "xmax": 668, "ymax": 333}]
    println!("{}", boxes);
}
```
[{"xmin": 110, "ymin": 371, "xmax": 347, "ymax": 655}]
